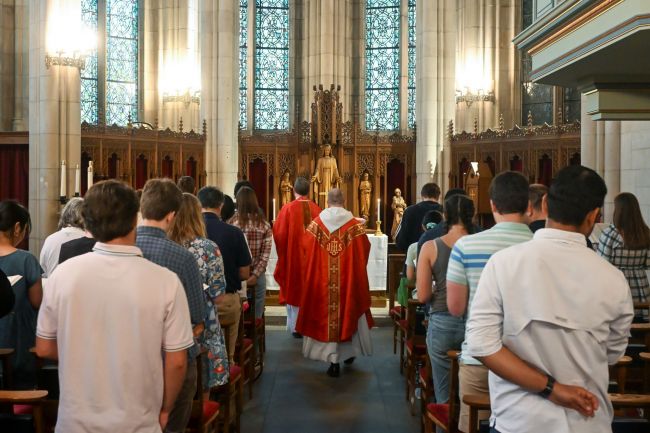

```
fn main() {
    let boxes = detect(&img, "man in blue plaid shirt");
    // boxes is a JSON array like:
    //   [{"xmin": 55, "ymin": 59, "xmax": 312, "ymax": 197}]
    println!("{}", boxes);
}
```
[{"xmin": 137, "ymin": 178, "xmax": 206, "ymax": 433}]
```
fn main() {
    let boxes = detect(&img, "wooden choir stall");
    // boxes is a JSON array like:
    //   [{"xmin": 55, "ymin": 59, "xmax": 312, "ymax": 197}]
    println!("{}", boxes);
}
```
[
  {"xmin": 80, "ymin": 119, "xmax": 207, "ymax": 194},
  {"xmin": 448, "ymin": 115, "xmax": 581, "ymax": 226}
]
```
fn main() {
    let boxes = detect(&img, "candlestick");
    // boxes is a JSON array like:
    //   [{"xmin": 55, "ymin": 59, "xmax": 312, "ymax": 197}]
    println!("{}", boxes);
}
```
[
  {"xmin": 60, "ymin": 160, "xmax": 67, "ymax": 198},
  {"xmin": 375, "ymin": 220, "xmax": 382, "ymax": 236},
  {"xmin": 273, "ymin": 198, "xmax": 277, "ymax": 221},
  {"xmin": 377, "ymin": 198, "xmax": 380, "ymax": 219},
  {"xmin": 74, "ymin": 164, "xmax": 81, "ymax": 196},
  {"xmin": 87, "ymin": 161, "xmax": 94, "ymax": 189}
]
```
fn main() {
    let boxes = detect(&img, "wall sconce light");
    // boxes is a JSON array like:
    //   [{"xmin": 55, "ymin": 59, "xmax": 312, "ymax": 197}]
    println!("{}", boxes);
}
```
[
  {"xmin": 46, "ymin": 51, "xmax": 87, "ymax": 70},
  {"xmin": 162, "ymin": 90, "xmax": 201, "ymax": 107},
  {"xmin": 455, "ymin": 88, "xmax": 495, "ymax": 108}
]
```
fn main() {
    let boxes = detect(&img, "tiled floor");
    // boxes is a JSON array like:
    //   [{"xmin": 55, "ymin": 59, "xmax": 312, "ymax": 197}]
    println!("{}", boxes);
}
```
[{"xmin": 241, "ymin": 323, "xmax": 421, "ymax": 433}]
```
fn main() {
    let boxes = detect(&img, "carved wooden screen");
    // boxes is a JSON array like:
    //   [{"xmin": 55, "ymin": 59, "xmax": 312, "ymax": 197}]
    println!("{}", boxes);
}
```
[{"xmin": 449, "ymin": 120, "xmax": 580, "ymax": 190}]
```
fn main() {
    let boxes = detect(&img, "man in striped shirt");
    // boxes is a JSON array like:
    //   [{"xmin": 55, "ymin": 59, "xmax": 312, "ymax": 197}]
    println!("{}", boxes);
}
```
[{"xmin": 446, "ymin": 171, "xmax": 533, "ymax": 433}]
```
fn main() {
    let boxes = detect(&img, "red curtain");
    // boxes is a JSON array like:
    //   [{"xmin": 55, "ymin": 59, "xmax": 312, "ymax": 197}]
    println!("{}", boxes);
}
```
[
  {"xmin": 186, "ymin": 157, "xmax": 197, "ymax": 185},
  {"xmin": 248, "ymin": 159, "xmax": 268, "ymax": 217},
  {"xmin": 0, "ymin": 145, "xmax": 29, "ymax": 205},
  {"xmin": 161, "ymin": 156, "xmax": 173, "ymax": 179},
  {"xmin": 386, "ymin": 158, "xmax": 405, "ymax": 235},
  {"xmin": 108, "ymin": 154, "xmax": 118, "ymax": 179},
  {"xmin": 136, "ymin": 155, "xmax": 148, "ymax": 189},
  {"xmin": 538, "ymin": 155, "xmax": 552, "ymax": 186},
  {"xmin": 510, "ymin": 156, "xmax": 523, "ymax": 172}
]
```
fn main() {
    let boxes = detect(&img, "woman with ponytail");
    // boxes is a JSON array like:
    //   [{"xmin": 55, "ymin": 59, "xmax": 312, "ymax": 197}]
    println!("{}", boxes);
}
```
[{"xmin": 416, "ymin": 194, "xmax": 475, "ymax": 404}]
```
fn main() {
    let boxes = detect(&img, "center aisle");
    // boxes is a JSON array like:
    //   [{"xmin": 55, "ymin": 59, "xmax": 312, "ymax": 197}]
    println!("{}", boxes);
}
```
[{"xmin": 242, "ymin": 325, "xmax": 421, "ymax": 433}]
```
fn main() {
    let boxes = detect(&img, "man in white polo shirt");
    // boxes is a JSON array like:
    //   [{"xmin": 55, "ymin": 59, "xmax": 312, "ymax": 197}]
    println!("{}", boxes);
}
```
[
  {"xmin": 36, "ymin": 180, "xmax": 194, "ymax": 433},
  {"xmin": 466, "ymin": 166, "xmax": 634, "ymax": 433}
]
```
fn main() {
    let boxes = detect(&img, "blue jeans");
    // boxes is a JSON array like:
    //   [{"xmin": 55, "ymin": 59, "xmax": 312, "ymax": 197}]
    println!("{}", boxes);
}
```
[{"xmin": 426, "ymin": 312, "xmax": 466, "ymax": 403}]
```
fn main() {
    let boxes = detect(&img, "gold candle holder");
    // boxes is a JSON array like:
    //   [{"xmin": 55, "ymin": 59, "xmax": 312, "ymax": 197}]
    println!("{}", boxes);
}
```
[{"xmin": 375, "ymin": 220, "xmax": 383, "ymax": 236}]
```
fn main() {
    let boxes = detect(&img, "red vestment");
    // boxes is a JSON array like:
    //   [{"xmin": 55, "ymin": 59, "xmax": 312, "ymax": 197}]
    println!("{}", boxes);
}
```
[
  {"xmin": 296, "ymin": 217, "xmax": 374, "ymax": 343},
  {"xmin": 273, "ymin": 197, "xmax": 321, "ymax": 306}
]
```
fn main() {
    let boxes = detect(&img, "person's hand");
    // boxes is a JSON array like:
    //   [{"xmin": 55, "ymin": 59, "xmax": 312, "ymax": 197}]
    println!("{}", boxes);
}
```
[
  {"xmin": 246, "ymin": 275, "xmax": 258, "ymax": 287},
  {"xmin": 159, "ymin": 410, "xmax": 169, "ymax": 430},
  {"xmin": 549, "ymin": 382, "xmax": 599, "ymax": 417},
  {"xmin": 192, "ymin": 323, "xmax": 205, "ymax": 338}
]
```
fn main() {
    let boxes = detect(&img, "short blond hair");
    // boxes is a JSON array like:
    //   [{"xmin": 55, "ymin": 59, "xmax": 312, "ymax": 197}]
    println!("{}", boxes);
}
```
[{"xmin": 168, "ymin": 193, "xmax": 206, "ymax": 246}]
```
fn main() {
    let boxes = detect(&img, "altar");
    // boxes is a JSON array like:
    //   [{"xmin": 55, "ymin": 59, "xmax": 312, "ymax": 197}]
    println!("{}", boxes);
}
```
[{"xmin": 264, "ymin": 233, "xmax": 388, "ymax": 292}]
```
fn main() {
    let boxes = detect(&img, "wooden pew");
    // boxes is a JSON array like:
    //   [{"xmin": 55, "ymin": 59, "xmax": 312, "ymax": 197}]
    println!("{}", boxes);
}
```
[{"xmin": 0, "ymin": 390, "xmax": 48, "ymax": 433}]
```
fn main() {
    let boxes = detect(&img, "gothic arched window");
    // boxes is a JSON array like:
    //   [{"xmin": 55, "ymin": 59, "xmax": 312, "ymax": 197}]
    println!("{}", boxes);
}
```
[
  {"xmin": 239, "ymin": 0, "xmax": 290, "ymax": 131},
  {"xmin": 365, "ymin": 0, "xmax": 415, "ymax": 131},
  {"xmin": 239, "ymin": 0, "xmax": 249, "ymax": 129},
  {"xmin": 81, "ymin": 0, "xmax": 140, "ymax": 126},
  {"xmin": 407, "ymin": 0, "xmax": 416, "ymax": 129},
  {"xmin": 256, "ymin": 0, "xmax": 290, "ymax": 130}
]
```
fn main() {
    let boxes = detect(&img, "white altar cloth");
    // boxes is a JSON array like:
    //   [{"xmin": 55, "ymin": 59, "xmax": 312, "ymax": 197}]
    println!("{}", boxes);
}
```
[{"xmin": 264, "ymin": 233, "xmax": 388, "ymax": 291}]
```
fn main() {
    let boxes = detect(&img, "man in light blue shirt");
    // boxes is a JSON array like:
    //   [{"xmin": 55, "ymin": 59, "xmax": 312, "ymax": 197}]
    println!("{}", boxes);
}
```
[{"xmin": 446, "ymin": 171, "xmax": 533, "ymax": 432}]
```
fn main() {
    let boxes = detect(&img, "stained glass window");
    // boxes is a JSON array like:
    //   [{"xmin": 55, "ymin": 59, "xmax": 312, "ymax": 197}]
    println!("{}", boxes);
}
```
[
  {"xmin": 106, "ymin": 0, "xmax": 139, "ymax": 126},
  {"xmin": 254, "ymin": 0, "xmax": 289, "ymax": 130},
  {"xmin": 79, "ymin": 0, "xmax": 139, "ymax": 126},
  {"xmin": 81, "ymin": 0, "xmax": 99, "ymax": 125},
  {"xmin": 407, "ymin": 0, "xmax": 416, "ymax": 129},
  {"xmin": 239, "ymin": 0, "xmax": 248, "ymax": 129},
  {"xmin": 365, "ymin": 0, "xmax": 400, "ymax": 131}
]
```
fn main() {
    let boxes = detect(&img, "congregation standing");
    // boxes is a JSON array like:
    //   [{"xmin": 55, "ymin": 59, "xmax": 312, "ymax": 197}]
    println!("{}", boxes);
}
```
[{"xmin": 0, "ymin": 163, "xmax": 648, "ymax": 433}]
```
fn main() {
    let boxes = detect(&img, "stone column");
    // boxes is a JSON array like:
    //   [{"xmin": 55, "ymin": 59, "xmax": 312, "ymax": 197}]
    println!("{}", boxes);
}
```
[
  {"xmin": 28, "ymin": 0, "xmax": 81, "ymax": 254},
  {"xmin": 200, "ymin": 0, "xmax": 238, "ymax": 195},
  {"xmin": 297, "ymin": 0, "xmax": 358, "ymax": 123},
  {"xmin": 142, "ymin": 0, "xmax": 159, "ymax": 125},
  {"xmin": 580, "ymin": 92, "xmax": 597, "ymax": 169},
  {"xmin": 416, "ymin": 0, "xmax": 457, "ymax": 193},
  {"xmin": 157, "ymin": 0, "xmax": 200, "ymax": 132},
  {"xmin": 0, "ymin": 0, "xmax": 15, "ymax": 131},
  {"xmin": 455, "ymin": 0, "xmax": 518, "ymax": 132},
  {"xmin": 596, "ymin": 121, "xmax": 605, "ymax": 177},
  {"xmin": 13, "ymin": 0, "xmax": 29, "ymax": 131},
  {"xmin": 603, "ymin": 121, "xmax": 621, "ymax": 222}
]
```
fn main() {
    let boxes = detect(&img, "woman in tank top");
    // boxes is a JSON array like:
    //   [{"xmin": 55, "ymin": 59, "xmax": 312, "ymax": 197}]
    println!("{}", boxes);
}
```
[{"xmin": 417, "ymin": 194, "xmax": 475, "ymax": 404}]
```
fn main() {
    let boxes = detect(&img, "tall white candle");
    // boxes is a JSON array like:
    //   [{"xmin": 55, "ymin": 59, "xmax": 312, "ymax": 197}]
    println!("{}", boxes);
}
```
[
  {"xmin": 87, "ymin": 161, "xmax": 94, "ymax": 189},
  {"xmin": 377, "ymin": 198, "xmax": 380, "ymax": 220},
  {"xmin": 273, "ymin": 198, "xmax": 277, "ymax": 221},
  {"xmin": 74, "ymin": 164, "xmax": 81, "ymax": 195},
  {"xmin": 60, "ymin": 160, "xmax": 67, "ymax": 197}
]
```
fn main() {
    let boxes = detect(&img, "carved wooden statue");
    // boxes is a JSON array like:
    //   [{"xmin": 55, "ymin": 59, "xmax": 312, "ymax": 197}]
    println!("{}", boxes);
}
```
[
  {"xmin": 358, "ymin": 171, "xmax": 372, "ymax": 219},
  {"xmin": 311, "ymin": 144, "xmax": 342, "ymax": 209},
  {"xmin": 391, "ymin": 188, "xmax": 407, "ymax": 241},
  {"xmin": 280, "ymin": 170, "xmax": 293, "ymax": 208}
]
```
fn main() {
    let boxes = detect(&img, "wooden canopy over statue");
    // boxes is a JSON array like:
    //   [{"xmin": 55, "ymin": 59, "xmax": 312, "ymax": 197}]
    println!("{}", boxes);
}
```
[{"xmin": 239, "ymin": 84, "xmax": 416, "ymax": 238}]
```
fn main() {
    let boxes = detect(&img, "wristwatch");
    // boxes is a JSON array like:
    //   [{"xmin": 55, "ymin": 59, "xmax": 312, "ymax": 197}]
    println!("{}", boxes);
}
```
[{"xmin": 538, "ymin": 374, "xmax": 556, "ymax": 399}]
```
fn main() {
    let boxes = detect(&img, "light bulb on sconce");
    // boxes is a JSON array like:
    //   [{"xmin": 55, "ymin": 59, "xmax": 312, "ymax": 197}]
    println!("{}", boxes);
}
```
[
  {"xmin": 455, "ymin": 60, "xmax": 495, "ymax": 107},
  {"xmin": 45, "ymin": 8, "xmax": 96, "ymax": 70},
  {"xmin": 161, "ymin": 60, "xmax": 201, "ymax": 106}
]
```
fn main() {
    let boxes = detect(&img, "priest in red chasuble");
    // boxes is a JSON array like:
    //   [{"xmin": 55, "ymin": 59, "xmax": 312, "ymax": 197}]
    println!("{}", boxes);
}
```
[
  {"xmin": 297, "ymin": 188, "xmax": 374, "ymax": 377},
  {"xmin": 273, "ymin": 177, "xmax": 322, "ymax": 336}
]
